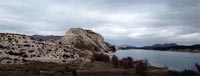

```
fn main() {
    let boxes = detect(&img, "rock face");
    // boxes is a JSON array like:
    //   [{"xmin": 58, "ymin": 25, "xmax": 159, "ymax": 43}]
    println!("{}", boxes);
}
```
[
  {"xmin": 0, "ymin": 28, "xmax": 115, "ymax": 64},
  {"xmin": 60, "ymin": 28, "xmax": 115, "ymax": 53}
]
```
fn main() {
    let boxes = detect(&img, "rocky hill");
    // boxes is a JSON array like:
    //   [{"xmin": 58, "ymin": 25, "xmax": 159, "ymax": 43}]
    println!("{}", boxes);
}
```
[
  {"xmin": 0, "ymin": 28, "xmax": 115, "ymax": 64},
  {"xmin": 59, "ymin": 28, "xmax": 115, "ymax": 53}
]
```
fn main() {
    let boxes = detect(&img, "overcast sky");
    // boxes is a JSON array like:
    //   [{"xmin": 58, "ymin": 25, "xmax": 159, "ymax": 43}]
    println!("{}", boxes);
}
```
[{"xmin": 0, "ymin": 0, "xmax": 200, "ymax": 46}]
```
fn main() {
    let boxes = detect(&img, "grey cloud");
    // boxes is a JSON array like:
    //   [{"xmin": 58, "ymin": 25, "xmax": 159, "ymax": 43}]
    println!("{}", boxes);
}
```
[{"xmin": 0, "ymin": 0, "xmax": 200, "ymax": 46}]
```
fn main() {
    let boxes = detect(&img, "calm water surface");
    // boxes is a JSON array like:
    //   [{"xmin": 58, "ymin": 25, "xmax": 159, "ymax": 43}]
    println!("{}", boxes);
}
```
[{"xmin": 112, "ymin": 49, "xmax": 200, "ymax": 71}]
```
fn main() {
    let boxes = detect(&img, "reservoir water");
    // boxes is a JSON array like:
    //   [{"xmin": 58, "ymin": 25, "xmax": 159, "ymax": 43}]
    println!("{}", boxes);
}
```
[{"xmin": 113, "ymin": 49, "xmax": 200, "ymax": 71}]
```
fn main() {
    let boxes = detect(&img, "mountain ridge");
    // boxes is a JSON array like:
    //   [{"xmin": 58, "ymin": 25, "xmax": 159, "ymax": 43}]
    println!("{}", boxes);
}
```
[{"xmin": 119, "ymin": 43, "xmax": 200, "ymax": 53}]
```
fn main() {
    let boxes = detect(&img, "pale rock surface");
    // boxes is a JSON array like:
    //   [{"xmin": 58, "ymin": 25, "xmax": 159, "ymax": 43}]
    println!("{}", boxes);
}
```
[
  {"xmin": 0, "ymin": 28, "xmax": 115, "ymax": 64},
  {"xmin": 60, "ymin": 28, "xmax": 115, "ymax": 53}
]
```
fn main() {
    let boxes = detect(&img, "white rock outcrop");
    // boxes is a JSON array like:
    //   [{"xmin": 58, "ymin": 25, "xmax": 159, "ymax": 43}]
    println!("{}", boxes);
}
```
[{"xmin": 60, "ymin": 28, "xmax": 115, "ymax": 53}]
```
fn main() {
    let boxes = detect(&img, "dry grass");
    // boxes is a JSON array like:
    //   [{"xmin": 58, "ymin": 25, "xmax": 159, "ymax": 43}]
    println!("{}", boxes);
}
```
[
  {"xmin": 0, "ymin": 61, "xmax": 72, "ymax": 76},
  {"xmin": 0, "ymin": 61, "xmax": 199, "ymax": 76}
]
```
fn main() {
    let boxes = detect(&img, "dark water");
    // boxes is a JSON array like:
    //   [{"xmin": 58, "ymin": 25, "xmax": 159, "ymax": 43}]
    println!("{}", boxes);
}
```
[{"xmin": 112, "ymin": 49, "xmax": 200, "ymax": 71}]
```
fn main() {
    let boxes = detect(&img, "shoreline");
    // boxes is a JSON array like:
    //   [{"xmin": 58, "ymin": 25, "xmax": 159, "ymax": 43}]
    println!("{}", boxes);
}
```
[{"xmin": 119, "ymin": 48, "xmax": 200, "ymax": 53}]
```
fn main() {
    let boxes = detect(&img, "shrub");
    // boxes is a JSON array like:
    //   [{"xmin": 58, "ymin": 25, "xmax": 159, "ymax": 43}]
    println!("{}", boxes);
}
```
[
  {"xmin": 119, "ymin": 58, "xmax": 129, "ymax": 69},
  {"xmin": 119, "ymin": 56, "xmax": 134, "ymax": 69},
  {"xmin": 92, "ymin": 53, "xmax": 110, "ymax": 62},
  {"xmin": 135, "ymin": 60, "xmax": 148, "ymax": 76},
  {"xmin": 127, "ymin": 57, "xmax": 134, "ymax": 68},
  {"xmin": 111, "ymin": 55, "xmax": 119, "ymax": 67},
  {"xmin": 22, "ymin": 36, "xmax": 26, "ymax": 39},
  {"xmin": 8, "ymin": 38, "xmax": 12, "ymax": 42},
  {"xmin": 59, "ymin": 42, "xmax": 62, "ymax": 45}
]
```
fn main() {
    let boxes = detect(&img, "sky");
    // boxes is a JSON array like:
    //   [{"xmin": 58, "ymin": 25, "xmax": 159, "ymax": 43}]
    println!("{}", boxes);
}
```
[{"xmin": 0, "ymin": 0, "xmax": 200, "ymax": 46}]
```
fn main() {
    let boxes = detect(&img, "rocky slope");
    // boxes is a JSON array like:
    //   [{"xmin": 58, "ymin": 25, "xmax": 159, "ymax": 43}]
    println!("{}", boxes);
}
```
[{"xmin": 0, "ymin": 28, "xmax": 115, "ymax": 64}]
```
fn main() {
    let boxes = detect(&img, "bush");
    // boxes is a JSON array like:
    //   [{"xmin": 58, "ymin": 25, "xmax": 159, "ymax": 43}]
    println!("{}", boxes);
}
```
[
  {"xmin": 111, "ymin": 55, "xmax": 119, "ymax": 67},
  {"xmin": 135, "ymin": 60, "xmax": 148, "ymax": 76},
  {"xmin": 127, "ymin": 57, "xmax": 134, "ymax": 68},
  {"xmin": 92, "ymin": 53, "xmax": 110, "ymax": 62},
  {"xmin": 119, "ymin": 56, "xmax": 134, "ymax": 69}
]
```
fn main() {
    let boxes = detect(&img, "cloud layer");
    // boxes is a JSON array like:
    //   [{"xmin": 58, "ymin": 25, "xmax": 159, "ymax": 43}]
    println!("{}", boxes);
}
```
[{"xmin": 0, "ymin": 0, "xmax": 200, "ymax": 46}]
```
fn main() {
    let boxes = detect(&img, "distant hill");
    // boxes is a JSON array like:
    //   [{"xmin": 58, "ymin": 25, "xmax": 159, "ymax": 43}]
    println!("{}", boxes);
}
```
[
  {"xmin": 119, "ymin": 43, "xmax": 200, "ymax": 53},
  {"xmin": 118, "ymin": 45, "xmax": 138, "ymax": 50},
  {"xmin": 29, "ymin": 35, "xmax": 62, "ymax": 41},
  {"xmin": 141, "ymin": 43, "xmax": 200, "ymax": 53},
  {"xmin": 144, "ymin": 43, "xmax": 178, "ymax": 48}
]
